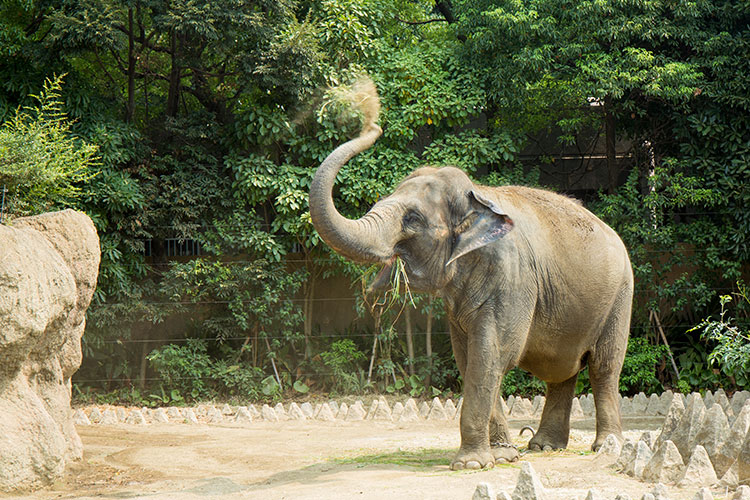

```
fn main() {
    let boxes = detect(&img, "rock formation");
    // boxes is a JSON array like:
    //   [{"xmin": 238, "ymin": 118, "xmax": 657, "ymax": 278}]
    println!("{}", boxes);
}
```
[{"xmin": 0, "ymin": 210, "xmax": 100, "ymax": 491}]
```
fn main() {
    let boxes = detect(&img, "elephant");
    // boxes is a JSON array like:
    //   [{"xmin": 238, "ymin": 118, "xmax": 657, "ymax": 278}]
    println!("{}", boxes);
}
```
[{"xmin": 309, "ymin": 81, "xmax": 633, "ymax": 470}]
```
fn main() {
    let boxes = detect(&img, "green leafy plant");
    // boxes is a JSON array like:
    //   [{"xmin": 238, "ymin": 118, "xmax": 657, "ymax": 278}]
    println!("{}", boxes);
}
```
[
  {"xmin": 386, "ymin": 374, "xmax": 426, "ymax": 397},
  {"xmin": 146, "ymin": 339, "xmax": 266, "ymax": 403},
  {"xmin": 0, "ymin": 75, "xmax": 98, "ymax": 216},
  {"xmin": 619, "ymin": 337, "xmax": 670, "ymax": 394},
  {"xmin": 690, "ymin": 284, "xmax": 750, "ymax": 389},
  {"xmin": 575, "ymin": 337, "xmax": 669, "ymax": 395},
  {"xmin": 674, "ymin": 338, "xmax": 725, "ymax": 394},
  {"xmin": 319, "ymin": 339, "xmax": 368, "ymax": 394},
  {"xmin": 502, "ymin": 368, "xmax": 546, "ymax": 397}
]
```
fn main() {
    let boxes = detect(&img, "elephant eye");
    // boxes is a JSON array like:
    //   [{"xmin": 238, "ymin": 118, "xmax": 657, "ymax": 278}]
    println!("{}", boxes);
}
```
[{"xmin": 402, "ymin": 211, "xmax": 421, "ymax": 228}]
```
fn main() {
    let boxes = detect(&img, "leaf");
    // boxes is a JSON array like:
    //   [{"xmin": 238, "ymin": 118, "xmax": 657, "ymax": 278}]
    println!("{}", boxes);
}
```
[
  {"xmin": 261, "ymin": 375, "xmax": 280, "ymax": 396},
  {"xmin": 293, "ymin": 379, "xmax": 309, "ymax": 393}
]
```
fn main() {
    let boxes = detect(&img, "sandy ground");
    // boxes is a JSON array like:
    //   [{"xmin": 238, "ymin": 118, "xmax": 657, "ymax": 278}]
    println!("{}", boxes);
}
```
[{"xmin": 4, "ymin": 416, "xmax": 722, "ymax": 500}]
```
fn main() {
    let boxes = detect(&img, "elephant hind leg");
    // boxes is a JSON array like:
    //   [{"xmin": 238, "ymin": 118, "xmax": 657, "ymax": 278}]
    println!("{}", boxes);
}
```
[
  {"xmin": 588, "ymin": 285, "xmax": 631, "ymax": 450},
  {"xmin": 528, "ymin": 373, "xmax": 577, "ymax": 451}
]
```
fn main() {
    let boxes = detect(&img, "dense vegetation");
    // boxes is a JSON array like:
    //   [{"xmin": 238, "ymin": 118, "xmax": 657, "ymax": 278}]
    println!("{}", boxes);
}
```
[{"xmin": 1, "ymin": 0, "xmax": 747, "ymax": 404}]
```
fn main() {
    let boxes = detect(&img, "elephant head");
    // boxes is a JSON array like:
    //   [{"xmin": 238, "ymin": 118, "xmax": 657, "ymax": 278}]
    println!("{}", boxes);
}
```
[{"xmin": 309, "ymin": 81, "xmax": 514, "ymax": 292}]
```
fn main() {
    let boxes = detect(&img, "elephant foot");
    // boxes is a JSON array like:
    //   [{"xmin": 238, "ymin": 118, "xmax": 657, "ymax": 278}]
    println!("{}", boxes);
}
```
[
  {"xmin": 490, "ymin": 442, "xmax": 520, "ymax": 463},
  {"xmin": 528, "ymin": 431, "xmax": 568, "ymax": 452},
  {"xmin": 450, "ymin": 446, "xmax": 495, "ymax": 471}
]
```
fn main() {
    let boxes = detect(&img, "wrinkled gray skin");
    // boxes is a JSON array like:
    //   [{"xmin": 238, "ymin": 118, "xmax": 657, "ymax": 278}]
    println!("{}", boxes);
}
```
[{"xmin": 309, "ymin": 122, "xmax": 633, "ymax": 470}]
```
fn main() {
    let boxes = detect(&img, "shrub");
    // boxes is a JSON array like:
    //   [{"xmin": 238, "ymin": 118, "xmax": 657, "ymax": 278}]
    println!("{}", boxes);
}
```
[
  {"xmin": 619, "ymin": 337, "xmax": 669, "ymax": 394},
  {"xmin": 689, "ymin": 283, "xmax": 750, "ymax": 390},
  {"xmin": 502, "ymin": 367, "xmax": 546, "ymax": 397},
  {"xmin": 0, "ymin": 75, "xmax": 97, "ymax": 216},
  {"xmin": 147, "ymin": 339, "xmax": 265, "ymax": 402},
  {"xmin": 319, "ymin": 339, "xmax": 368, "ymax": 394}
]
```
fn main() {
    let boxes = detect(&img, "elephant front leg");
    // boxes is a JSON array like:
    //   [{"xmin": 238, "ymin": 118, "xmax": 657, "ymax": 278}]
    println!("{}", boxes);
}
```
[
  {"xmin": 451, "ymin": 334, "xmax": 503, "ymax": 470},
  {"xmin": 490, "ymin": 406, "xmax": 520, "ymax": 463}
]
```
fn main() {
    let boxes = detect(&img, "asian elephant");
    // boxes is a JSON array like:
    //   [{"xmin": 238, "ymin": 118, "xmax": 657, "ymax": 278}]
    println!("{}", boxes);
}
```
[{"xmin": 309, "ymin": 80, "xmax": 633, "ymax": 470}]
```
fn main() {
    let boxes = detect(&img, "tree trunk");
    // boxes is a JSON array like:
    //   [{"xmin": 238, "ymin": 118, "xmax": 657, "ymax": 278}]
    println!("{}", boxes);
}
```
[
  {"xmin": 126, "ymin": 8, "xmax": 135, "ymax": 122},
  {"xmin": 303, "ymin": 257, "xmax": 315, "ymax": 360},
  {"xmin": 252, "ymin": 323, "xmax": 258, "ymax": 368},
  {"xmin": 605, "ymin": 98, "xmax": 618, "ymax": 194},
  {"xmin": 404, "ymin": 306, "xmax": 415, "ymax": 377},
  {"xmin": 166, "ymin": 31, "xmax": 181, "ymax": 117},
  {"xmin": 425, "ymin": 295, "xmax": 433, "ymax": 388},
  {"xmin": 367, "ymin": 307, "xmax": 381, "ymax": 384},
  {"xmin": 138, "ymin": 336, "xmax": 149, "ymax": 389}
]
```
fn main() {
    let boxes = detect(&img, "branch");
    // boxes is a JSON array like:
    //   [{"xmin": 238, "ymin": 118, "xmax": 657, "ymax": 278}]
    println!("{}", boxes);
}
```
[
  {"xmin": 184, "ymin": 65, "xmax": 239, "ymax": 79},
  {"xmin": 93, "ymin": 50, "xmax": 120, "ymax": 90},
  {"xmin": 113, "ymin": 24, "xmax": 171, "ymax": 54},
  {"xmin": 434, "ymin": 1, "xmax": 457, "ymax": 24},
  {"xmin": 395, "ymin": 15, "xmax": 448, "ymax": 25},
  {"xmin": 108, "ymin": 47, "xmax": 128, "ymax": 74}
]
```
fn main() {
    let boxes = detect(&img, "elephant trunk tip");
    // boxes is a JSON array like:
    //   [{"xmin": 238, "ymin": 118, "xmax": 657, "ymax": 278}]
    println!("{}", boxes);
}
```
[{"xmin": 336, "ymin": 76, "xmax": 381, "ymax": 138}]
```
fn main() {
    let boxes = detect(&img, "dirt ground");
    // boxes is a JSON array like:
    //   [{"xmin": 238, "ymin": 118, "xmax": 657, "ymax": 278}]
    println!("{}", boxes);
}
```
[{"xmin": 4, "ymin": 415, "xmax": 721, "ymax": 500}]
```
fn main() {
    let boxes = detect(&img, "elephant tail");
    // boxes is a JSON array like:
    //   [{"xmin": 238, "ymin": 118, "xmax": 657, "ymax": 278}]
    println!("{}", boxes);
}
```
[{"xmin": 519, "ymin": 425, "xmax": 536, "ymax": 438}]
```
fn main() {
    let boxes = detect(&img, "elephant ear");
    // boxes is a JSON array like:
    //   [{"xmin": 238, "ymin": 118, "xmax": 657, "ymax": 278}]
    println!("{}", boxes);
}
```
[{"xmin": 447, "ymin": 190, "xmax": 514, "ymax": 266}]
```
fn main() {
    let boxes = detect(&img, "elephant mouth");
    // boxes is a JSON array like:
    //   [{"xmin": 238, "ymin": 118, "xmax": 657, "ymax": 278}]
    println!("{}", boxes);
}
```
[
  {"xmin": 367, "ymin": 258, "xmax": 396, "ymax": 293},
  {"xmin": 367, "ymin": 256, "xmax": 428, "ymax": 294}
]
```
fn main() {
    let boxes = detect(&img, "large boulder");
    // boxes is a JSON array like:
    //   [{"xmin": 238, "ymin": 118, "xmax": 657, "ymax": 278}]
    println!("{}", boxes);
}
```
[{"xmin": 0, "ymin": 210, "xmax": 100, "ymax": 491}]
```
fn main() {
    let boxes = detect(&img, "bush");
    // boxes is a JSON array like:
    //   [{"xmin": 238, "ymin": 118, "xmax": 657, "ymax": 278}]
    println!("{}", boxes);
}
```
[
  {"xmin": 577, "ymin": 337, "xmax": 669, "ymax": 395},
  {"xmin": 689, "ymin": 283, "xmax": 750, "ymax": 390},
  {"xmin": 318, "ymin": 339, "xmax": 368, "ymax": 394},
  {"xmin": 502, "ymin": 367, "xmax": 546, "ymax": 397},
  {"xmin": 619, "ymin": 337, "xmax": 669, "ymax": 394},
  {"xmin": 0, "ymin": 75, "xmax": 97, "ymax": 216},
  {"xmin": 147, "ymin": 339, "xmax": 265, "ymax": 403}
]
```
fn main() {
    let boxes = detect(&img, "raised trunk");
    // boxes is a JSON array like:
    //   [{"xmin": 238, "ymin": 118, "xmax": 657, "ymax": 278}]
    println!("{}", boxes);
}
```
[
  {"xmin": 309, "ymin": 79, "xmax": 397, "ymax": 263},
  {"xmin": 309, "ymin": 123, "xmax": 394, "ymax": 263}
]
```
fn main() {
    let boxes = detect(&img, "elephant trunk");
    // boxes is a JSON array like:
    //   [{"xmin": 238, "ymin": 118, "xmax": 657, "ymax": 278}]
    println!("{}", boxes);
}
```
[{"xmin": 309, "ymin": 79, "xmax": 394, "ymax": 263}]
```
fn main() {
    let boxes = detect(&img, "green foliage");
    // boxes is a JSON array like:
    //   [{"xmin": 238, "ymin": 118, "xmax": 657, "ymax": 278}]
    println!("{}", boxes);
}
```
[
  {"xmin": 146, "ymin": 340, "xmax": 214, "ymax": 401},
  {"xmin": 592, "ymin": 163, "xmax": 738, "ymax": 359},
  {"xmin": 386, "ymin": 374, "xmax": 436, "ymax": 398},
  {"xmin": 1, "ymin": 0, "xmax": 745, "ymax": 401},
  {"xmin": 319, "ymin": 339, "xmax": 368, "ymax": 394},
  {"xmin": 455, "ymin": 0, "xmax": 703, "ymax": 135},
  {"xmin": 675, "ymin": 337, "xmax": 728, "ymax": 394},
  {"xmin": 0, "ymin": 75, "xmax": 98, "ymax": 216},
  {"xmin": 619, "ymin": 338, "xmax": 670, "ymax": 395},
  {"xmin": 689, "ymin": 284, "xmax": 750, "ymax": 389},
  {"xmin": 161, "ymin": 257, "xmax": 305, "ymax": 342},
  {"xmin": 147, "ymin": 340, "xmax": 266, "ymax": 402},
  {"xmin": 502, "ymin": 368, "xmax": 545, "ymax": 397}
]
